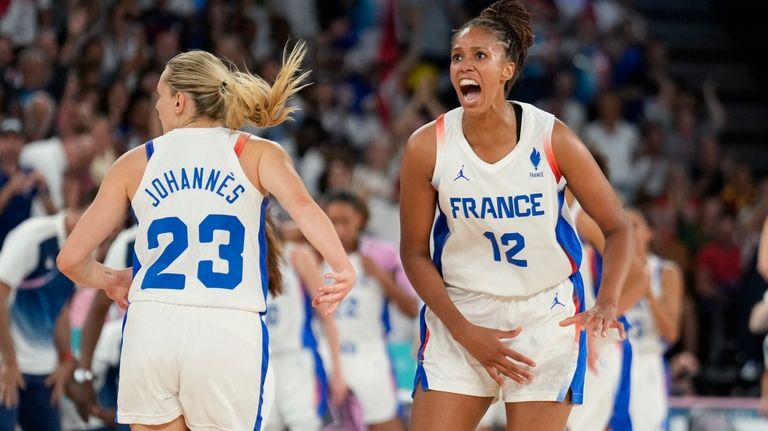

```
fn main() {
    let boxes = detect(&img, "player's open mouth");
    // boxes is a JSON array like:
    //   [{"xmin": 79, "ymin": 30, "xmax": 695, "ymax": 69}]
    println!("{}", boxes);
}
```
[{"xmin": 459, "ymin": 78, "xmax": 481, "ymax": 104}]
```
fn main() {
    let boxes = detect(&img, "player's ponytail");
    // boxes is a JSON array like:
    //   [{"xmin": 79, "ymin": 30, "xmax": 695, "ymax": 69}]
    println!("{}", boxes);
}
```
[
  {"xmin": 222, "ymin": 42, "xmax": 309, "ymax": 129},
  {"xmin": 163, "ymin": 41, "xmax": 309, "ymax": 130},
  {"xmin": 264, "ymin": 214, "xmax": 283, "ymax": 296},
  {"xmin": 454, "ymin": 0, "xmax": 534, "ymax": 93}
]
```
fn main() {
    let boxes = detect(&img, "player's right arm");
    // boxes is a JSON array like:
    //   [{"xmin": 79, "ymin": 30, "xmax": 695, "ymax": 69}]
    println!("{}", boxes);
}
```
[
  {"xmin": 57, "ymin": 148, "xmax": 144, "ymax": 307},
  {"xmin": 400, "ymin": 123, "xmax": 534, "ymax": 385}
]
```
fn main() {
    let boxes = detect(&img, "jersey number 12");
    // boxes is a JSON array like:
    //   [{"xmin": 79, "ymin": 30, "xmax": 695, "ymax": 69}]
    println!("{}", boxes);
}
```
[{"xmin": 483, "ymin": 231, "xmax": 527, "ymax": 267}]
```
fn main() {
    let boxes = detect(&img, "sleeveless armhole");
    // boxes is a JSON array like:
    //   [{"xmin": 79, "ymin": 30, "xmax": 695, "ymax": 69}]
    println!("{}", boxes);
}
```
[
  {"xmin": 542, "ymin": 115, "xmax": 564, "ymax": 187},
  {"xmin": 234, "ymin": 132, "xmax": 250, "ymax": 157},
  {"xmin": 570, "ymin": 199, "xmax": 583, "ymax": 225},
  {"xmin": 144, "ymin": 140, "xmax": 154, "ymax": 160},
  {"xmin": 430, "ymin": 114, "xmax": 446, "ymax": 190}
]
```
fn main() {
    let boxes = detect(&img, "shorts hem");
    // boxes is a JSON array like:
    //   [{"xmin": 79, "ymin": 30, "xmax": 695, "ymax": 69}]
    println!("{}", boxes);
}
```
[
  {"xmin": 116, "ymin": 410, "xmax": 183, "ymax": 425},
  {"xmin": 420, "ymin": 380, "xmax": 497, "ymax": 398},
  {"xmin": 502, "ymin": 391, "xmax": 584, "ymax": 404}
]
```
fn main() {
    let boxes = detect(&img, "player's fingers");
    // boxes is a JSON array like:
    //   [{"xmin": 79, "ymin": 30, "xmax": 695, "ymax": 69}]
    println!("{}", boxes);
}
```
[
  {"xmin": 44, "ymin": 374, "xmax": 54, "ymax": 387},
  {"xmin": 497, "ymin": 327, "xmax": 522, "ymax": 340},
  {"xmin": 317, "ymin": 291, "xmax": 348, "ymax": 304},
  {"xmin": 558, "ymin": 313, "xmax": 582, "ymax": 327},
  {"xmin": 616, "ymin": 320, "xmax": 627, "ymax": 340},
  {"xmin": 324, "ymin": 272, "xmax": 349, "ymax": 284},
  {"xmin": 503, "ymin": 347, "xmax": 536, "ymax": 368},
  {"xmin": 319, "ymin": 282, "xmax": 349, "ymax": 295},
  {"xmin": 322, "ymin": 302, "xmax": 339, "ymax": 316},
  {"xmin": 493, "ymin": 360, "xmax": 530, "ymax": 384},
  {"xmin": 593, "ymin": 317, "xmax": 606, "ymax": 337},
  {"xmin": 484, "ymin": 365, "xmax": 504, "ymax": 386}
]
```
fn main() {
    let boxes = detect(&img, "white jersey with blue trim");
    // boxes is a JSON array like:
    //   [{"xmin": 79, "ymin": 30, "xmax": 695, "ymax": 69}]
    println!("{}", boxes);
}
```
[
  {"xmin": 431, "ymin": 102, "xmax": 581, "ymax": 297},
  {"xmin": 130, "ymin": 127, "xmax": 268, "ymax": 312},
  {"xmin": 329, "ymin": 253, "xmax": 389, "ymax": 353},
  {"xmin": 625, "ymin": 254, "xmax": 667, "ymax": 354},
  {"xmin": 266, "ymin": 244, "xmax": 316, "ymax": 353},
  {"xmin": 0, "ymin": 212, "xmax": 75, "ymax": 374}
]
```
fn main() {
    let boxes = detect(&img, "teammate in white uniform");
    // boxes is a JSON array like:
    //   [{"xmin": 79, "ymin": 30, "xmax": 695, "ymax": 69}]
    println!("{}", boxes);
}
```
[
  {"xmin": 324, "ymin": 190, "xmax": 418, "ymax": 430},
  {"xmin": 399, "ymin": 1, "xmax": 635, "ymax": 430},
  {"xmin": 266, "ymin": 237, "xmax": 347, "ymax": 431},
  {"xmin": 565, "ymin": 153, "xmax": 650, "ymax": 431},
  {"xmin": 57, "ymin": 45, "xmax": 355, "ymax": 431},
  {"xmin": 624, "ymin": 209, "xmax": 683, "ymax": 431},
  {"xmin": 0, "ymin": 210, "xmax": 82, "ymax": 431}
]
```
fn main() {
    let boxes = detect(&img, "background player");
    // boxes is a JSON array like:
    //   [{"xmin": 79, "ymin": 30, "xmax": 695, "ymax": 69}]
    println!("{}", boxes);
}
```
[
  {"xmin": 57, "ymin": 44, "xmax": 355, "ymax": 430},
  {"xmin": 624, "ymin": 209, "xmax": 683, "ymax": 431},
  {"xmin": 324, "ymin": 190, "xmax": 417, "ymax": 431},
  {"xmin": 266, "ymin": 219, "xmax": 347, "ymax": 431}
]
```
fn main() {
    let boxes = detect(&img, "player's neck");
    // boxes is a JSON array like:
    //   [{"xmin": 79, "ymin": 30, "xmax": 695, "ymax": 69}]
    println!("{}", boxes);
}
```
[{"xmin": 176, "ymin": 116, "xmax": 224, "ymax": 129}]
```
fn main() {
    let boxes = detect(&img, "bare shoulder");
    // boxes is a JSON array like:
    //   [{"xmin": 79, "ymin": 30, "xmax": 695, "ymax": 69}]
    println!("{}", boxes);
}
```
[
  {"xmin": 402, "ymin": 120, "xmax": 438, "ymax": 178},
  {"xmin": 111, "ymin": 145, "xmax": 149, "ymax": 198},
  {"xmin": 551, "ymin": 118, "xmax": 583, "ymax": 149},
  {"xmin": 661, "ymin": 260, "xmax": 683, "ymax": 280}
]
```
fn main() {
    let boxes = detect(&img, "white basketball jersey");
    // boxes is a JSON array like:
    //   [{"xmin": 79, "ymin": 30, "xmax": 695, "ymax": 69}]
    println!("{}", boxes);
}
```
[
  {"xmin": 130, "ymin": 128, "xmax": 268, "ymax": 312},
  {"xmin": 432, "ymin": 102, "xmax": 581, "ymax": 297},
  {"xmin": 625, "ymin": 254, "xmax": 666, "ymax": 354},
  {"xmin": 329, "ymin": 253, "xmax": 388, "ymax": 353},
  {"xmin": 266, "ymin": 244, "xmax": 317, "ymax": 353}
]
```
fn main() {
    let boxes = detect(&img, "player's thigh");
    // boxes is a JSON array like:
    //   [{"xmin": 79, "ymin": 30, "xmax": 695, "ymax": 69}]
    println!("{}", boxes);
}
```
[
  {"xmin": 504, "ymin": 397, "xmax": 572, "ymax": 431},
  {"xmin": 410, "ymin": 385, "xmax": 493, "ymax": 431}
]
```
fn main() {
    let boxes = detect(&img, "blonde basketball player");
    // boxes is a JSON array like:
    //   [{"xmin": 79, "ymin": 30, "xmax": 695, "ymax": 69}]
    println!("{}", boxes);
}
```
[
  {"xmin": 399, "ymin": 1, "xmax": 635, "ymax": 430},
  {"xmin": 57, "ymin": 44, "xmax": 355, "ymax": 431}
]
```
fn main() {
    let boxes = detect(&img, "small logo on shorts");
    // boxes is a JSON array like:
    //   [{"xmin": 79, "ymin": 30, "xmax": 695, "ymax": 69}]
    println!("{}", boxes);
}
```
[
  {"xmin": 550, "ymin": 292, "xmax": 566, "ymax": 309},
  {"xmin": 454, "ymin": 164, "xmax": 469, "ymax": 181}
]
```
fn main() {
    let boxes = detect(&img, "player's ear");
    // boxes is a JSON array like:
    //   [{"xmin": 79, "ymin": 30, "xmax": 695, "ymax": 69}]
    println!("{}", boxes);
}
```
[{"xmin": 501, "ymin": 61, "xmax": 515, "ymax": 83}]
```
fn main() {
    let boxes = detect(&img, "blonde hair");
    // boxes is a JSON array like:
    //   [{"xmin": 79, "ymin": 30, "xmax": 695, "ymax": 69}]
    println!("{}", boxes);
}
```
[{"xmin": 164, "ymin": 42, "xmax": 309, "ymax": 129}]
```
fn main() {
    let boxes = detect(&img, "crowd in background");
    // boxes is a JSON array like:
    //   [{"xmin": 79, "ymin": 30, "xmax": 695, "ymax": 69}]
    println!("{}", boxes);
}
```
[{"xmin": 0, "ymin": 0, "xmax": 766, "ymax": 402}]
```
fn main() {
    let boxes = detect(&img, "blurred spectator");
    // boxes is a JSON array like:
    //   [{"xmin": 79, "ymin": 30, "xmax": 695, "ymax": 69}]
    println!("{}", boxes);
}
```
[
  {"xmin": 19, "ymin": 131, "xmax": 94, "ymax": 216},
  {"xmin": 0, "ymin": 118, "xmax": 54, "ymax": 246},
  {"xmin": 537, "ymin": 68, "xmax": 587, "ymax": 134},
  {"xmin": 633, "ymin": 120, "xmax": 671, "ymax": 201},
  {"xmin": 583, "ymin": 90, "xmax": 640, "ymax": 200}
]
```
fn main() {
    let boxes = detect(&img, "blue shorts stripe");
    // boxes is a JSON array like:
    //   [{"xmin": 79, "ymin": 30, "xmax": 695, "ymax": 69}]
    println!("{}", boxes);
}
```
[{"xmin": 253, "ymin": 318, "xmax": 269, "ymax": 430}]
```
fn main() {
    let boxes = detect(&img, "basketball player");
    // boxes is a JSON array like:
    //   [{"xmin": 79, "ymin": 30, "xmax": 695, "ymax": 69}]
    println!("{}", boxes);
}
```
[
  {"xmin": 623, "ymin": 209, "xmax": 682, "ymax": 431},
  {"xmin": 266, "ymin": 221, "xmax": 347, "ymax": 431},
  {"xmin": 57, "ymin": 44, "xmax": 355, "ymax": 430},
  {"xmin": 566, "ymin": 152, "xmax": 650, "ymax": 431},
  {"xmin": 324, "ymin": 190, "xmax": 418, "ymax": 431},
  {"xmin": 399, "ymin": 1, "xmax": 635, "ymax": 430}
]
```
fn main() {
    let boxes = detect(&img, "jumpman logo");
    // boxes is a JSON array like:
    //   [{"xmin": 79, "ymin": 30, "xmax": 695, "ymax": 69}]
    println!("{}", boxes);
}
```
[
  {"xmin": 454, "ymin": 165, "xmax": 469, "ymax": 181},
  {"xmin": 550, "ymin": 292, "xmax": 566, "ymax": 309}
]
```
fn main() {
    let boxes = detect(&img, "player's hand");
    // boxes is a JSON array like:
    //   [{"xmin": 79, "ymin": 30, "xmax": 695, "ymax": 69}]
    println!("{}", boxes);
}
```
[
  {"xmin": 45, "ymin": 360, "xmax": 76, "ymax": 405},
  {"xmin": 559, "ymin": 302, "xmax": 625, "ymax": 339},
  {"xmin": 454, "ymin": 323, "xmax": 535, "ymax": 385},
  {"xmin": 104, "ymin": 267, "xmax": 132, "ymax": 309},
  {"xmin": 0, "ymin": 362, "xmax": 24, "ymax": 408},
  {"xmin": 313, "ymin": 267, "xmax": 355, "ymax": 315}
]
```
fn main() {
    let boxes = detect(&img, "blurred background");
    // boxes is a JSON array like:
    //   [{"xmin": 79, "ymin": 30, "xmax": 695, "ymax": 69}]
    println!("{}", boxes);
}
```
[{"xmin": 0, "ymin": 0, "xmax": 766, "ymax": 430}]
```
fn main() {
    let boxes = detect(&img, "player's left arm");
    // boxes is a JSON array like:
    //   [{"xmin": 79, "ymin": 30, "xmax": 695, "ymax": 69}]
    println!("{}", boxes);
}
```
[
  {"xmin": 645, "ymin": 263, "xmax": 684, "ymax": 344},
  {"xmin": 576, "ymin": 211, "xmax": 649, "ymax": 314},
  {"xmin": 553, "ymin": 119, "xmax": 634, "ymax": 337}
]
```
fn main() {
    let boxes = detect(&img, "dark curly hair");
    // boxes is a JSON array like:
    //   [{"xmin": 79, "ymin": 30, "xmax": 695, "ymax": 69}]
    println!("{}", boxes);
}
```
[{"xmin": 452, "ymin": 0, "xmax": 534, "ymax": 94}]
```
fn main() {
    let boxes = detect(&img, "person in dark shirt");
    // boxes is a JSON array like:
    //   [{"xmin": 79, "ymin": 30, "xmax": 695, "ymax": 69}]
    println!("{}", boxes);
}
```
[{"xmin": 0, "ymin": 118, "xmax": 55, "ymax": 248}]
